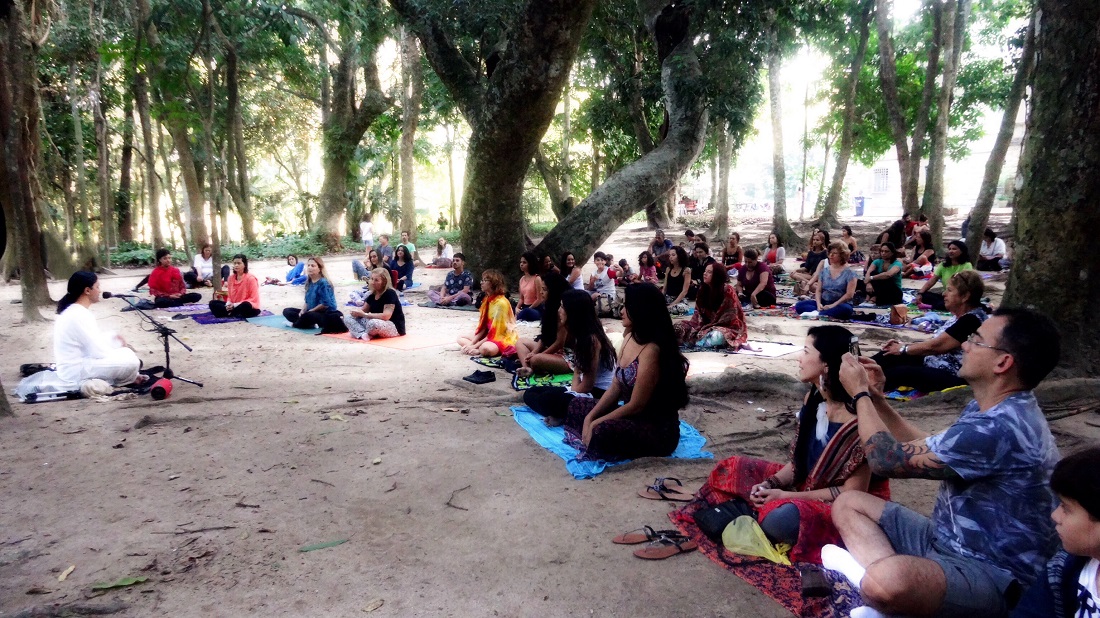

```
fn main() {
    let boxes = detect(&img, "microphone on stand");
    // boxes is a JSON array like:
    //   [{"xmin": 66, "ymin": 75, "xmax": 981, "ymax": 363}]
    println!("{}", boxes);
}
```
[{"xmin": 103, "ymin": 291, "xmax": 140, "ymax": 299}]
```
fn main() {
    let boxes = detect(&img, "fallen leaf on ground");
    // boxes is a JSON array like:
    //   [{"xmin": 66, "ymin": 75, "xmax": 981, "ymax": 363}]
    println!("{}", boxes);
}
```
[
  {"xmin": 91, "ymin": 576, "xmax": 148, "ymax": 590},
  {"xmin": 58, "ymin": 565, "xmax": 75, "ymax": 581},
  {"xmin": 298, "ymin": 539, "xmax": 348, "ymax": 552},
  {"xmin": 363, "ymin": 599, "xmax": 384, "ymax": 612},
  {"xmin": 26, "ymin": 586, "xmax": 52, "ymax": 595}
]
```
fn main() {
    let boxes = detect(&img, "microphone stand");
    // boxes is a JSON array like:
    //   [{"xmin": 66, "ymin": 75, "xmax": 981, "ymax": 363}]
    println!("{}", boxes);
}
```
[{"xmin": 116, "ymin": 296, "xmax": 204, "ymax": 388}]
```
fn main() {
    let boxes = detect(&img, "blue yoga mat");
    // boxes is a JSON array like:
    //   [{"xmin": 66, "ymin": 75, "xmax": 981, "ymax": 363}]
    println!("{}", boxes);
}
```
[
  {"xmin": 510, "ymin": 405, "xmax": 712, "ymax": 480},
  {"xmin": 246, "ymin": 314, "xmax": 321, "ymax": 334}
]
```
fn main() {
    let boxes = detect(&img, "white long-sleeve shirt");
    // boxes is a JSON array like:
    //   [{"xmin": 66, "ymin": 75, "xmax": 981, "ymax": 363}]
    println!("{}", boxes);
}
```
[
  {"xmin": 192, "ymin": 254, "xmax": 214, "ymax": 278},
  {"xmin": 53, "ymin": 304, "xmax": 124, "ymax": 384}
]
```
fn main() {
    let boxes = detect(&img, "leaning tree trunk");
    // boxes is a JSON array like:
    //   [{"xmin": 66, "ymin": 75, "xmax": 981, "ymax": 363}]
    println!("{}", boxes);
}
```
[
  {"xmin": 534, "ymin": 146, "xmax": 570, "ymax": 220},
  {"xmin": 875, "ymin": 0, "xmax": 920, "ymax": 217},
  {"xmin": 819, "ymin": 0, "xmax": 872, "ymax": 229},
  {"xmin": 968, "ymin": 12, "xmax": 1035, "ymax": 252},
  {"xmin": 164, "ymin": 119, "xmax": 209, "ymax": 250},
  {"xmin": 93, "ymin": 58, "xmax": 113, "ymax": 261},
  {"xmin": 117, "ymin": 85, "xmax": 134, "ymax": 243},
  {"xmin": 223, "ymin": 47, "xmax": 257, "ymax": 244},
  {"xmin": 535, "ymin": 0, "xmax": 708, "ymax": 263},
  {"xmin": 712, "ymin": 121, "xmax": 732, "ymax": 242},
  {"xmin": 399, "ymin": 29, "xmax": 424, "ymax": 240},
  {"xmin": 1, "ymin": 0, "xmax": 52, "ymax": 319},
  {"xmin": 133, "ymin": 68, "xmax": 162, "ymax": 247},
  {"xmin": 921, "ymin": 0, "xmax": 968, "ymax": 246},
  {"xmin": 68, "ymin": 63, "xmax": 91, "ymax": 247},
  {"xmin": 768, "ymin": 47, "xmax": 798, "ymax": 246},
  {"xmin": 1002, "ymin": 0, "xmax": 1100, "ymax": 376}
]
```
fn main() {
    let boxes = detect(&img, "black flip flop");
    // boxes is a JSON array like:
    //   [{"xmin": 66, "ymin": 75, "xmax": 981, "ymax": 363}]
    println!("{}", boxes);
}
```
[{"xmin": 463, "ymin": 370, "xmax": 496, "ymax": 384}]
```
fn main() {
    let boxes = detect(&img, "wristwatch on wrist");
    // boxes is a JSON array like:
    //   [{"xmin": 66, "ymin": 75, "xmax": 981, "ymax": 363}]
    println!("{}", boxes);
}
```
[{"xmin": 900, "ymin": 344, "xmax": 909, "ymax": 355}]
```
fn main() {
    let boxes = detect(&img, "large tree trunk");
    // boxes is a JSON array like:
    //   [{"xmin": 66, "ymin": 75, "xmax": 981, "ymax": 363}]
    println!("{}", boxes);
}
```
[
  {"xmin": 164, "ymin": 118, "xmax": 209, "ymax": 250},
  {"xmin": 445, "ymin": 122, "xmax": 457, "ymax": 227},
  {"xmin": 534, "ymin": 146, "xmax": 570, "ymax": 220},
  {"xmin": 1003, "ymin": 0, "xmax": 1100, "ymax": 375},
  {"xmin": 534, "ymin": 1, "xmax": 708, "ymax": 263},
  {"xmin": 1, "ymin": 0, "xmax": 52, "ymax": 319},
  {"xmin": 313, "ymin": 17, "xmax": 390, "ymax": 247},
  {"xmin": 133, "ymin": 67, "xmax": 162, "ymax": 247},
  {"xmin": 875, "ymin": 0, "xmax": 921, "ymax": 217},
  {"xmin": 819, "ymin": 0, "xmax": 872, "ymax": 228},
  {"xmin": 394, "ymin": 0, "xmax": 598, "ymax": 276},
  {"xmin": 223, "ymin": 48, "xmax": 256, "ymax": 244},
  {"xmin": 921, "ymin": 0, "xmax": 968, "ymax": 245},
  {"xmin": 117, "ymin": 85, "xmax": 134, "ymax": 243},
  {"xmin": 768, "ymin": 47, "xmax": 798, "ymax": 246},
  {"xmin": 92, "ymin": 56, "xmax": 113, "ymax": 261},
  {"xmin": 967, "ymin": 12, "xmax": 1035, "ymax": 252},
  {"xmin": 399, "ymin": 29, "xmax": 424, "ymax": 240},
  {"xmin": 68, "ymin": 63, "xmax": 91, "ymax": 246},
  {"xmin": 711, "ymin": 121, "xmax": 732, "ymax": 242}
]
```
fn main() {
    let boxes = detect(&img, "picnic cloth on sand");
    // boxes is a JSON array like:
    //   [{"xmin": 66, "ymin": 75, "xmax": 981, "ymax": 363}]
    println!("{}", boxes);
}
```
[
  {"xmin": 245, "ymin": 314, "xmax": 321, "ymax": 334},
  {"xmin": 669, "ymin": 498, "xmax": 863, "ymax": 617},
  {"xmin": 511, "ymin": 372, "xmax": 572, "ymax": 391},
  {"xmin": 510, "ymin": 405, "xmax": 712, "ymax": 480},
  {"xmin": 190, "ymin": 310, "xmax": 272, "ymax": 325}
]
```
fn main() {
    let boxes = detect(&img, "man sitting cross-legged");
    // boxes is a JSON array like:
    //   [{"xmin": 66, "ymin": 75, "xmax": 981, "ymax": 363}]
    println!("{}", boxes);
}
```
[
  {"xmin": 427, "ymin": 252, "xmax": 472, "ymax": 307},
  {"xmin": 825, "ymin": 307, "xmax": 1062, "ymax": 618}
]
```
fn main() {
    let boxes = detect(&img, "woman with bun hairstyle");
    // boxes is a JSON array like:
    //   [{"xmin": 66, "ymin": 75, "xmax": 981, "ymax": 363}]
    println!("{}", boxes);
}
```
[{"xmin": 54, "ymin": 271, "xmax": 143, "ymax": 386}]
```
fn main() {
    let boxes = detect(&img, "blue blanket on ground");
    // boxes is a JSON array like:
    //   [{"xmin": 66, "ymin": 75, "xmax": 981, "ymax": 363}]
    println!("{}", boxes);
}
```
[
  {"xmin": 510, "ymin": 405, "xmax": 713, "ymax": 480},
  {"xmin": 246, "ymin": 314, "xmax": 321, "ymax": 334}
]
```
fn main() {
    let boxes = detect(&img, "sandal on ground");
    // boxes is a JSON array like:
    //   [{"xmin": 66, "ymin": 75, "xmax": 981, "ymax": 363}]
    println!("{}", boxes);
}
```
[
  {"xmin": 633, "ymin": 535, "xmax": 699, "ymax": 560},
  {"xmin": 638, "ymin": 477, "xmax": 694, "ymax": 502},
  {"xmin": 613, "ymin": 526, "xmax": 687, "ymax": 545}
]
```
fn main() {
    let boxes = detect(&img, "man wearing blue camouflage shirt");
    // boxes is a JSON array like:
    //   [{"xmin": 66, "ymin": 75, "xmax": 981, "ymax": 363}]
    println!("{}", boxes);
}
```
[{"xmin": 827, "ymin": 307, "xmax": 1062, "ymax": 618}]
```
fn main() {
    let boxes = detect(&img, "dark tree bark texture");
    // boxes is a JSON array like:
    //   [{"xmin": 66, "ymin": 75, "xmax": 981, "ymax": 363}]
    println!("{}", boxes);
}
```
[
  {"xmin": 535, "ymin": 1, "xmax": 707, "ymax": 264},
  {"xmin": 1003, "ymin": 0, "xmax": 1100, "ymax": 375},
  {"xmin": 0, "ymin": 375, "xmax": 12, "ymax": 417},
  {"xmin": 1, "ymin": 0, "xmax": 52, "ymax": 319},
  {"xmin": 712, "ymin": 122, "xmax": 732, "ymax": 242}
]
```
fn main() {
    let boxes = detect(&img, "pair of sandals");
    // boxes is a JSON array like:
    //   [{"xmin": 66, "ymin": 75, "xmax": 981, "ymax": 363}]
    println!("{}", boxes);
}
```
[{"xmin": 612, "ymin": 525, "xmax": 697, "ymax": 560}]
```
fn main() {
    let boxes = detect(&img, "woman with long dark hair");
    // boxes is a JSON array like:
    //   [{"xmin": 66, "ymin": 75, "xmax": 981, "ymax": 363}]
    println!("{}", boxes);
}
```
[
  {"xmin": 516, "ymin": 273, "xmax": 572, "ymax": 377},
  {"xmin": 560, "ymin": 252, "xmax": 584, "ymax": 290},
  {"xmin": 634, "ymin": 250, "xmax": 659, "ymax": 284},
  {"xmin": 389, "ymin": 245, "xmax": 415, "ymax": 291},
  {"xmin": 54, "ymin": 271, "xmax": 143, "ymax": 386},
  {"xmin": 516, "ymin": 251, "xmax": 544, "ymax": 321},
  {"xmin": 661, "ymin": 245, "xmax": 691, "ymax": 313},
  {"xmin": 901, "ymin": 230, "xmax": 937, "ymax": 277},
  {"xmin": 862, "ymin": 242, "xmax": 904, "ymax": 306},
  {"xmin": 674, "ymin": 263, "xmax": 748, "ymax": 349},
  {"xmin": 562, "ymin": 283, "xmax": 689, "ymax": 460},
  {"xmin": 916, "ymin": 240, "xmax": 973, "ymax": 310},
  {"xmin": 523, "ymin": 290, "xmax": 618, "ymax": 421},
  {"xmin": 675, "ymin": 325, "xmax": 887, "ymax": 563},
  {"xmin": 209, "ymin": 254, "xmax": 261, "ymax": 318}
]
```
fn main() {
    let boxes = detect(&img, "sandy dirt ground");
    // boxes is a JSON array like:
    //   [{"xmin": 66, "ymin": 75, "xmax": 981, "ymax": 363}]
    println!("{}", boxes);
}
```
[{"xmin": 2, "ymin": 217, "xmax": 1096, "ymax": 617}]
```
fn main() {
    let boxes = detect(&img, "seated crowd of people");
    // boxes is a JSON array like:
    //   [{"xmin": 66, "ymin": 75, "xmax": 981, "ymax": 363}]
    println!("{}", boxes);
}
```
[{"xmin": 53, "ymin": 214, "xmax": 1091, "ymax": 618}]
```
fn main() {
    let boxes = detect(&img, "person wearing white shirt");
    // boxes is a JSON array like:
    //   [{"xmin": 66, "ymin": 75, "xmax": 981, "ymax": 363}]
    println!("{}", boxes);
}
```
[
  {"xmin": 183, "ymin": 244, "xmax": 223, "ymax": 288},
  {"xmin": 432, "ymin": 237, "xmax": 455, "ymax": 268},
  {"xmin": 359, "ymin": 215, "xmax": 374, "ymax": 249},
  {"xmin": 977, "ymin": 228, "xmax": 1007, "ymax": 271},
  {"xmin": 54, "ymin": 271, "xmax": 142, "ymax": 387}
]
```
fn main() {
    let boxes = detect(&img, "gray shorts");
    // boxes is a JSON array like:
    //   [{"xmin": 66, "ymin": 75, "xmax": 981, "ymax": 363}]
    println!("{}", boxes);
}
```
[{"xmin": 879, "ymin": 502, "xmax": 1018, "ymax": 617}]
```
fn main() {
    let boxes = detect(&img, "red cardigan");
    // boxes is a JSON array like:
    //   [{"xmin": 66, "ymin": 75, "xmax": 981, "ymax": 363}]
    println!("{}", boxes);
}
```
[{"xmin": 148, "ymin": 265, "xmax": 186, "ymax": 298}]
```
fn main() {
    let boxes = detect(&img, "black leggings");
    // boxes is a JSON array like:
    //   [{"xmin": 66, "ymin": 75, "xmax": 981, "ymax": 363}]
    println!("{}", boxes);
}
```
[
  {"xmin": 871, "ymin": 351, "xmax": 965, "ymax": 393},
  {"xmin": 867, "ymin": 279, "xmax": 903, "ymax": 306},
  {"xmin": 523, "ymin": 386, "xmax": 606, "ymax": 419},
  {"xmin": 209, "ymin": 300, "xmax": 260, "ymax": 319},
  {"xmin": 154, "ymin": 293, "xmax": 203, "ymax": 308},
  {"xmin": 184, "ymin": 265, "xmax": 231, "ymax": 288},
  {"xmin": 282, "ymin": 307, "xmax": 347, "ymax": 333}
]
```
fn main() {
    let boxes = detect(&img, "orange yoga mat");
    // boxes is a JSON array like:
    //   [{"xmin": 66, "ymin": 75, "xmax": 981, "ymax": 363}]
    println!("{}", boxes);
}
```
[{"xmin": 321, "ymin": 331, "xmax": 450, "ymax": 350}]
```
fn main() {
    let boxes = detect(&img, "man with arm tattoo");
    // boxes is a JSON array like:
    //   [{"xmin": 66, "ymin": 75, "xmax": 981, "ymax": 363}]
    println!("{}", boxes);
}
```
[{"xmin": 822, "ymin": 308, "xmax": 1062, "ymax": 618}]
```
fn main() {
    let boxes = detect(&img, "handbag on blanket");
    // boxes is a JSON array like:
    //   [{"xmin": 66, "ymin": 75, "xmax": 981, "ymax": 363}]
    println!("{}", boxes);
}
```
[
  {"xmin": 890, "ymin": 304, "xmax": 909, "ymax": 325},
  {"xmin": 694, "ymin": 497, "xmax": 756, "ymax": 542}
]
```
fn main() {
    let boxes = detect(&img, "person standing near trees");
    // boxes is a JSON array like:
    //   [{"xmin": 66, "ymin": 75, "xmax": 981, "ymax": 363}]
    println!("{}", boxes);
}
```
[
  {"xmin": 149, "ymin": 249, "xmax": 203, "ymax": 308},
  {"xmin": 359, "ymin": 213, "xmax": 374, "ymax": 250}
]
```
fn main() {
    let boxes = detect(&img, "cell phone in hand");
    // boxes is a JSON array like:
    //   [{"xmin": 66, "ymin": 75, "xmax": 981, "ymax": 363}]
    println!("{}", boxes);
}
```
[
  {"xmin": 801, "ymin": 566, "xmax": 831, "ymax": 598},
  {"xmin": 850, "ymin": 335, "xmax": 861, "ymax": 357}
]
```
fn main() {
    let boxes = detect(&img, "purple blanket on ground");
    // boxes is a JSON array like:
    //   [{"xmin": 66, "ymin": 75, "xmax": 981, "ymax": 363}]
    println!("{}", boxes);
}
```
[
  {"xmin": 161, "ymin": 303, "xmax": 210, "ymax": 313},
  {"xmin": 190, "ymin": 310, "xmax": 273, "ymax": 325}
]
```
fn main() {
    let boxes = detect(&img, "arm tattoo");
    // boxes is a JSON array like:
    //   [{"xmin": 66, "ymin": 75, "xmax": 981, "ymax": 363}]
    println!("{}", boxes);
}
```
[{"xmin": 864, "ymin": 431, "xmax": 960, "ymax": 480}]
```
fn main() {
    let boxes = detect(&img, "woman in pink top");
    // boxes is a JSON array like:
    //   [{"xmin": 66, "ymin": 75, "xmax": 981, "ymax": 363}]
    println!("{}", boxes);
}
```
[
  {"xmin": 516, "ymin": 251, "xmax": 544, "ymax": 322},
  {"xmin": 209, "ymin": 254, "xmax": 261, "ymax": 318}
]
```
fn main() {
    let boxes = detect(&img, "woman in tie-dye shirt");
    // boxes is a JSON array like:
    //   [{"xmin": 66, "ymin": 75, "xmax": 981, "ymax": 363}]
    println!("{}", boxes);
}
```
[{"xmin": 458, "ymin": 269, "xmax": 518, "ymax": 357}]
